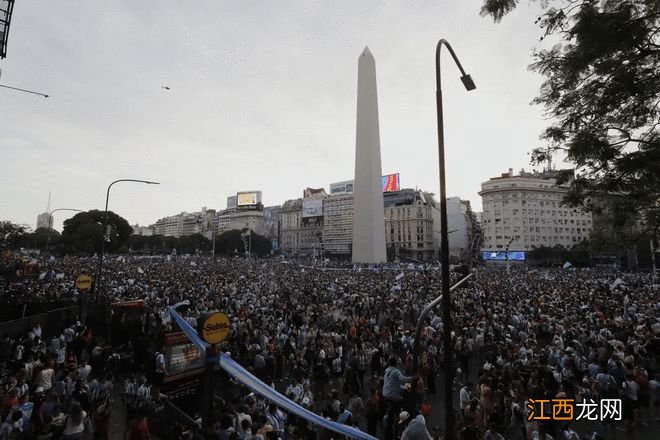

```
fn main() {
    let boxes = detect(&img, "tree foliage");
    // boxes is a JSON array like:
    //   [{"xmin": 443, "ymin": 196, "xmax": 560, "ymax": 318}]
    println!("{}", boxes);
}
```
[
  {"xmin": 481, "ymin": 0, "xmax": 660, "ymax": 238},
  {"xmin": 214, "ymin": 229, "xmax": 272, "ymax": 257},
  {"xmin": 0, "ymin": 221, "xmax": 28, "ymax": 250},
  {"xmin": 61, "ymin": 210, "xmax": 132, "ymax": 254},
  {"xmin": 127, "ymin": 229, "xmax": 272, "ymax": 256}
]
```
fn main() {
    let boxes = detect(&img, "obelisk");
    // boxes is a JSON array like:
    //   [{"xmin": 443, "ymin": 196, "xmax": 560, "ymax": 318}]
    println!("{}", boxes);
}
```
[{"xmin": 352, "ymin": 47, "xmax": 387, "ymax": 264}]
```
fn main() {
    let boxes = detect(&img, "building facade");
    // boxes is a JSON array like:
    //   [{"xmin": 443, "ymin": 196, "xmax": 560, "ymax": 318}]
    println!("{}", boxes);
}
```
[
  {"xmin": 36, "ymin": 212, "xmax": 52, "ymax": 230},
  {"xmin": 279, "ymin": 188, "xmax": 327, "ymax": 256},
  {"xmin": 151, "ymin": 207, "xmax": 216, "ymax": 238},
  {"xmin": 479, "ymin": 169, "xmax": 593, "ymax": 252},
  {"xmin": 384, "ymin": 190, "xmax": 435, "ymax": 261},
  {"xmin": 280, "ymin": 199, "xmax": 303, "ymax": 254},
  {"xmin": 446, "ymin": 197, "xmax": 474, "ymax": 260},
  {"xmin": 323, "ymin": 194, "xmax": 354, "ymax": 256},
  {"xmin": 263, "ymin": 206, "xmax": 282, "ymax": 245},
  {"xmin": 131, "ymin": 224, "xmax": 154, "ymax": 236}
]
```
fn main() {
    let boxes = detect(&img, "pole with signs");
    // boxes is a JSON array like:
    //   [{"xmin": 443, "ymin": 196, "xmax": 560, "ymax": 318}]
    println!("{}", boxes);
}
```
[
  {"xmin": 76, "ymin": 274, "xmax": 93, "ymax": 324},
  {"xmin": 197, "ymin": 312, "xmax": 230, "ymax": 429}
]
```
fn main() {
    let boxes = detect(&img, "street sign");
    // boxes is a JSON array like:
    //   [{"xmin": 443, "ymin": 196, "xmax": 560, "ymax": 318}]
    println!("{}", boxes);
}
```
[
  {"xmin": 197, "ymin": 312, "xmax": 230, "ymax": 345},
  {"xmin": 75, "ymin": 274, "xmax": 92, "ymax": 290}
]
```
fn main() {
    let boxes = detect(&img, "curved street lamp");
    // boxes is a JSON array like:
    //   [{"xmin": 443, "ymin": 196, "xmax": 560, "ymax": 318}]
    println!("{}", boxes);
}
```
[
  {"xmin": 94, "ymin": 179, "xmax": 160, "ymax": 300},
  {"xmin": 412, "ymin": 39, "xmax": 475, "ymax": 440},
  {"xmin": 45, "ymin": 208, "xmax": 82, "ymax": 256}
]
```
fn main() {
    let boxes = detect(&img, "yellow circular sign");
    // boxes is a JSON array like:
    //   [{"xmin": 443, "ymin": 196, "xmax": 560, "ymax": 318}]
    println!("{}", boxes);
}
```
[
  {"xmin": 75, "ymin": 274, "xmax": 93, "ymax": 291},
  {"xmin": 198, "ymin": 312, "xmax": 230, "ymax": 344}
]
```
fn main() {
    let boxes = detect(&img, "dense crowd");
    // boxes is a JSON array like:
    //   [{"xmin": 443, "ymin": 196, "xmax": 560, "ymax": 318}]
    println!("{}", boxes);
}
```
[{"xmin": 1, "ymin": 255, "xmax": 659, "ymax": 440}]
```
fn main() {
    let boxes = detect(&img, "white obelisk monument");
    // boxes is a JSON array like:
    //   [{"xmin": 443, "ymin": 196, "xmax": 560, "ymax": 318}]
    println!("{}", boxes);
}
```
[{"xmin": 352, "ymin": 47, "xmax": 387, "ymax": 264}]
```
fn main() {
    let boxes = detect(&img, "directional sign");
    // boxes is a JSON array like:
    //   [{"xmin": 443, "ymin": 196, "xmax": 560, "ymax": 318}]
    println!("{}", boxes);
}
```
[
  {"xmin": 75, "ymin": 274, "xmax": 92, "ymax": 291},
  {"xmin": 197, "ymin": 312, "xmax": 230, "ymax": 345}
]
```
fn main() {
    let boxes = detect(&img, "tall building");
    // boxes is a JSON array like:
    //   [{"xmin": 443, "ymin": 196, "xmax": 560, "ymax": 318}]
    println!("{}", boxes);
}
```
[
  {"xmin": 384, "ymin": 190, "xmax": 435, "ymax": 261},
  {"xmin": 279, "ymin": 188, "xmax": 327, "ymax": 255},
  {"xmin": 131, "ymin": 224, "xmax": 154, "ymax": 236},
  {"xmin": 263, "ymin": 206, "xmax": 282, "ymax": 245},
  {"xmin": 151, "ymin": 207, "xmax": 216, "ymax": 238},
  {"xmin": 36, "ymin": 191, "xmax": 52, "ymax": 230},
  {"xmin": 215, "ymin": 192, "xmax": 265, "ymax": 236},
  {"xmin": 323, "ymin": 194, "xmax": 354, "ymax": 256},
  {"xmin": 36, "ymin": 212, "xmax": 52, "ymax": 230},
  {"xmin": 352, "ymin": 47, "xmax": 387, "ymax": 263},
  {"xmin": 446, "ymin": 197, "xmax": 475, "ymax": 260},
  {"xmin": 479, "ymin": 168, "xmax": 593, "ymax": 252},
  {"xmin": 279, "ymin": 198, "xmax": 303, "ymax": 254}
]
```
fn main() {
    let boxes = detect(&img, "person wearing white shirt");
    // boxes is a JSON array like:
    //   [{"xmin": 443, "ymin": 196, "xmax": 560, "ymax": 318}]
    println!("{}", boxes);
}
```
[{"xmin": 460, "ymin": 383, "xmax": 473, "ymax": 411}]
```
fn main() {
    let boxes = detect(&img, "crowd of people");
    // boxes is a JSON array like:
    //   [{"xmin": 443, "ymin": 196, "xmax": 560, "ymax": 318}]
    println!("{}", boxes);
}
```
[{"xmin": 0, "ymin": 254, "xmax": 658, "ymax": 440}]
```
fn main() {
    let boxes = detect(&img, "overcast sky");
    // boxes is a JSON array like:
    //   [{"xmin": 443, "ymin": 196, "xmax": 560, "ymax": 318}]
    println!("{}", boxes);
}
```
[{"xmin": 1, "ymin": 0, "xmax": 555, "ymax": 231}]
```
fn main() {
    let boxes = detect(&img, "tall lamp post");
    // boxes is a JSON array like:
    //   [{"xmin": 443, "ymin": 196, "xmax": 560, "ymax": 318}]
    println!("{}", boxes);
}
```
[
  {"xmin": 434, "ymin": 39, "xmax": 475, "ymax": 440},
  {"xmin": 45, "ymin": 208, "xmax": 82, "ymax": 256},
  {"xmin": 95, "ymin": 179, "xmax": 160, "ymax": 301}
]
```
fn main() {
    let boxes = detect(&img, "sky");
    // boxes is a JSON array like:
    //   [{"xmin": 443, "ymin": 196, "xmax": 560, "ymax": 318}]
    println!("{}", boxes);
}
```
[{"xmin": 0, "ymin": 0, "xmax": 556, "ymax": 232}]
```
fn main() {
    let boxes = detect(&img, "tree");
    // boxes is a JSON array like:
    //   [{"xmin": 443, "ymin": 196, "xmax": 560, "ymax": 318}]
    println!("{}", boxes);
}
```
[
  {"xmin": 61, "ymin": 210, "xmax": 132, "ymax": 254},
  {"xmin": 23, "ymin": 227, "xmax": 61, "ymax": 251},
  {"xmin": 178, "ymin": 233, "xmax": 211, "ymax": 254},
  {"xmin": 481, "ymin": 0, "xmax": 660, "ymax": 239},
  {"xmin": 214, "ymin": 229, "xmax": 272, "ymax": 257},
  {"xmin": 0, "ymin": 221, "xmax": 28, "ymax": 250}
]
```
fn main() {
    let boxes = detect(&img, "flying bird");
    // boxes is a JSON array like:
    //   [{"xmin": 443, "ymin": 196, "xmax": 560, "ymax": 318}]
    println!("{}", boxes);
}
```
[{"xmin": 161, "ymin": 86, "xmax": 170, "ymax": 90}]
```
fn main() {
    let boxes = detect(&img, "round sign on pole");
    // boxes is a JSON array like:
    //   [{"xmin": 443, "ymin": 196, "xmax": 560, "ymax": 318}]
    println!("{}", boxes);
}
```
[
  {"xmin": 198, "ymin": 312, "xmax": 230, "ymax": 345},
  {"xmin": 75, "ymin": 274, "xmax": 93, "ymax": 291}
]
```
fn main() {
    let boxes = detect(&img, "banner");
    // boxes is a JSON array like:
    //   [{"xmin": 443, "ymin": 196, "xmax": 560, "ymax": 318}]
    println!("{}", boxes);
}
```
[{"xmin": 302, "ymin": 199, "xmax": 323, "ymax": 218}]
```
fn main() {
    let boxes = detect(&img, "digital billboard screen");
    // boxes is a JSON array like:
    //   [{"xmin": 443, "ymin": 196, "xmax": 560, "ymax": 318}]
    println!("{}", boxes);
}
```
[
  {"xmin": 330, "ymin": 174, "xmax": 400, "ymax": 195},
  {"xmin": 302, "ymin": 199, "xmax": 323, "ymax": 217},
  {"xmin": 162, "ymin": 332, "xmax": 205, "ymax": 381},
  {"xmin": 382, "ymin": 173, "xmax": 400, "ymax": 192},
  {"xmin": 482, "ymin": 251, "xmax": 526, "ymax": 261},
  {"xmin": 237, "ymin": 192, "xmax": 259, "ymax": 206}
]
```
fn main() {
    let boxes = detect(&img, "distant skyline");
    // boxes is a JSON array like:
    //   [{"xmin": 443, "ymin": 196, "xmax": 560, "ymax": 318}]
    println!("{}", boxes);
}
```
[{"xmin": 1, "ymin": 1, "xmax": 563, "ymax": 231}]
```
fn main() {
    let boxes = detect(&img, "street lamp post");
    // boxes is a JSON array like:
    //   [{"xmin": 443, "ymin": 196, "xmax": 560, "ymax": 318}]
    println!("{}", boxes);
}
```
[
  {"xmin": 94, "ymin": 179, "xmax": 159, "ymax": 301},
  {"xmin": 434, "ymin": 39, "xmax": 475, "ymax": 440},
  {"xmin": 45, "ymin": 208, "xmax": 82, "ymax": 256}
]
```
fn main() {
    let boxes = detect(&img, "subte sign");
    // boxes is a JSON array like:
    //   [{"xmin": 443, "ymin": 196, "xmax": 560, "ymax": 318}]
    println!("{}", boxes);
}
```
[
  {"xmin": 75, "ymin": 274, "xmax": 93, "ymax": 291},
  {"xmin": 197, "ymin": 312, "xmax": 230, "ymax": 345}
]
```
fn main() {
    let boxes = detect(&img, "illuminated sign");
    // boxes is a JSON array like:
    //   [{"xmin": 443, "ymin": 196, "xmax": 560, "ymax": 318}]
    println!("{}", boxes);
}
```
[
  {"xmin": 330, "ymin": 174, "xmax": 400, "ymax": 195},
  {"xmin": 382, "ymin": 173, "xmax": 400, "ymax": 192},
  {"xmin": 162, "ymin": 332, "xmax": 204, "ymax": 381},
  {"xmin": 237, "ymin": 192, "xmax": 257, "ymax": 206},
  {"xmin": 197, "ymin": 312, "xmax": 230, "ymax": 344},
  {"xmin": 481, "ymin": 251, "xmax": 526, "ymax": 261}
]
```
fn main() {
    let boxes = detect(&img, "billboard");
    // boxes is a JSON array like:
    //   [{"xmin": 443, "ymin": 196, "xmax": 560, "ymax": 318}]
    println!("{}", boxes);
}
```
[
  {"xmin": 237, "ymin": 191, "xmax": 261, "ymax": 206},
  {"xmin": 302, "ymin": 199, "xmax": 323, "ymax": 218},
  {"xmin": 162, "ymin": 332, "xmax": 205, "ymax": 381},
  {"xmin": 330, "ymin": 175, "xmax": 400, "ymax": 195},
  {"xmin": 227, "ymin": 196, "xmax": 237, "ymax": 209},
  {"xmin": 481, "ymin": 251, "xmax": 526, "ymax": 261},
  {"xmin": 382, "ymin": 173, "xmax": 400, "ymax": 192},
  {"xmin": 329, "ymin": 180, "xmax": 354, "ymax": 195}
]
